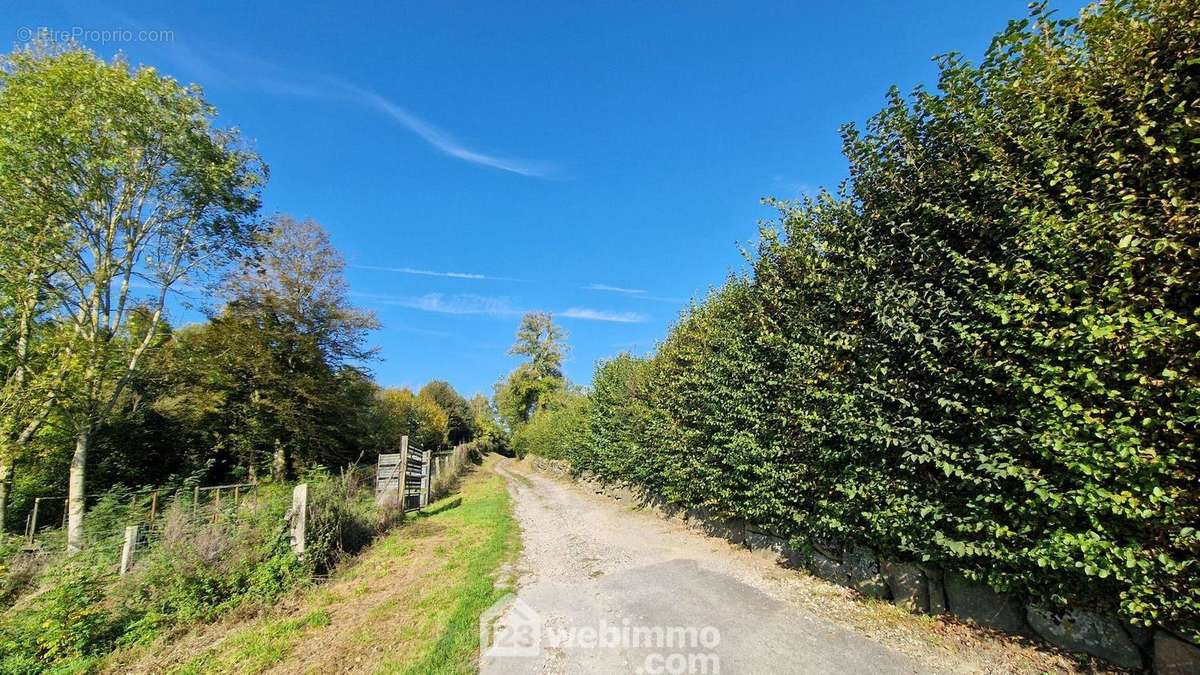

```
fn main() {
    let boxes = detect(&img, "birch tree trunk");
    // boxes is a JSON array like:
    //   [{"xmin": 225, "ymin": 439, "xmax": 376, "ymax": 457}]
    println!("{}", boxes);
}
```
[
  {"xmin": 0, "ymin": 455, "xmax": 11, "ymax": 532},
  {"xmin": 66, "ymin": 426, "xmax": 90, "ymax": 553}
]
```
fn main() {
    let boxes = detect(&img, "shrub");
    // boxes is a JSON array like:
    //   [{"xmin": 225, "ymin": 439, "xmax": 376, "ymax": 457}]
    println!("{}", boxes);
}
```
[
  {"xmin": 0, "ymin": 472, "xmax": 400, "ymax": 672},
  {"xmin": 302, "ymin": 468, "xmax": 396, "ymax": 574},
  {"xmin": 509, "ymin": 389, "xmax": 590, "ymax": 460},
  {"xmin": 0, "ymin": 564, "xmax": 122, "ymax": 672}
]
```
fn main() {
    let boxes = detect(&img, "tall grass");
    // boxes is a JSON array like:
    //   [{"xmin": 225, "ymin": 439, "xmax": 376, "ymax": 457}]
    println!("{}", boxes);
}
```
[{"xmin": 0, "ymin": 470, "xmax": 398, "ymax": 673}]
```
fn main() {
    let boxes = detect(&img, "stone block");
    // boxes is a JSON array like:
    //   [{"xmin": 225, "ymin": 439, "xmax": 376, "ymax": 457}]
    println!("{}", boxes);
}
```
[
  {"xmin": 880, "ymin": 560, "xmax": 928, "ymax": 613},
  {"xmin": 919, "ymin": 565, "xmax": 947, "ymax": 615},
  {"xmin": 810, "ymin": 550, "xmax": 850, "ymax": 586},
  {"xmin": 638, "ymin": 493, "xmax": 683, "ymax": 520},
  {"xmin": 604, "ymin": 484, "xmax": 635, "ymax": 501},
  {"xmin": 745, "ymin": 529, "xmax": 788, "ymax": 563},
  {"xmin": 1155, "ymin": 631, "xmax": 1200, "ymax": 675},
  {"xmin": 812, "ymin": 536, "xmax": 845, "ymax": 561},
  {"xmin": 697, "ymin": 517, "xmax": 746, "ymax": 546},
  {"xmin": 845, "ymin": 545, "xmax": 890, "ymax": 600},
  {"xmin": 944, "ymin": 571, "xmax": 1028, "ymax": 635},
  {"xmin": 1026, "ymin": 607, "xmax": 1143, "ymax": 670}
]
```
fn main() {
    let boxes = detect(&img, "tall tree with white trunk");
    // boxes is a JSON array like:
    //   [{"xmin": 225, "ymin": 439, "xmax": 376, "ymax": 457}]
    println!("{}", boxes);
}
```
[{"xmin": 0, "ymin": 41, "xmax": 265, "ymax": 551}]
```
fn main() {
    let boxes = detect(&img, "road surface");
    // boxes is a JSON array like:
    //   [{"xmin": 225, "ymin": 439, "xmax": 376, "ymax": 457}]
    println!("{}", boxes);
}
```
[{"xmin": 482, "ymin": 459, "xmax": 937, "ymax": 675}]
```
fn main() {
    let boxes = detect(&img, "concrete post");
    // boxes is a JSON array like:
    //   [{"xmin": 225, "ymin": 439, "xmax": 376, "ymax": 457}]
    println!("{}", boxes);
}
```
[
  {"xmin": 120, "ymin": 524, "xmax": 139, "ymax": 575},
  {"xmin": 289, "ymin": 483, "xmax": 308, "ymax": 556}
]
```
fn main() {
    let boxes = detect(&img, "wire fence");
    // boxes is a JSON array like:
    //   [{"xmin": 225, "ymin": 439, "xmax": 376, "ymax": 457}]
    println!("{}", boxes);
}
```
[
  {"xmin": 20, "ymin": 480, "xmax": 265, "ymax": 561},
  {"xmin": 13, "ymin": 437, "xmax": 477, "ymax": 576}
]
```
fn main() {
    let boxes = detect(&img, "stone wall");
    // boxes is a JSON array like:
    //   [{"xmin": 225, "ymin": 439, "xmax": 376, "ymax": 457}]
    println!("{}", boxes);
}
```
[{"xmin": 540, "ymin": 461, "xmax": 1200, "ymax": 674}]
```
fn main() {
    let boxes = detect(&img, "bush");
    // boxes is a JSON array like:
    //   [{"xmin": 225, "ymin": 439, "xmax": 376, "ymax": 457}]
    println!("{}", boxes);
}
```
[
  {"xmin": 510, "ymin": 389, "xmax": 590, "ymax": 460},
  {"xmin": 303, "ymin": 468, "xmax": 398, "ymax": 574},
  {"xmin": 574, "ymin": 354, "xmax": 660, "ymax": 486},
  {"xmin": 0, "ymin": 564, "xmax": 122, "ymax": 673},
  {"xmin": 0, "ymin": 472, "xmax": 398, "ymax": 672}
]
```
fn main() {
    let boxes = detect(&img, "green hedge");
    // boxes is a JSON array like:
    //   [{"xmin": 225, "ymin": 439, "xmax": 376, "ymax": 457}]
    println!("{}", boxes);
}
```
[
  {"xmin": 510, "ymin": 389, "xmax": 591, "ymax": 460},
  {"xmin": 563, "ymin": 0, "xmax": 1199, "ymax": 640}
]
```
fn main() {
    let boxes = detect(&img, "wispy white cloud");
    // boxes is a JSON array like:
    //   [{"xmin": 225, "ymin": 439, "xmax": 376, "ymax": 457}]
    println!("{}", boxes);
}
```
[
  {"xmin": 559, "ymin": 308, "xmax": 646, "ymax": 323},
  {"xmin": 341, "ymin": 85, "xmax": 557, "ymax": 178},
  {"xmin": 584, "ymin": 282, "xmax": 682, "ymax": 304},
  {"xmin": 393, "ymin": 325, "xmax": 454, "ymax": 338},
  {"xmin": 353, "ymin": 265, "xmax": 523, "ymax": 281},
  {"xmin": 356, "ymin": 292, "xmax": 524, "ymax": 317},
  {"xmin": 585, "ymin": 283, "xmax": 647, "ymax": 295},
  {"xmin": 355, "ymin": 292, "xmax": 645, "ymax": 323},
  {"xmin": 157, "ymin": 43, "xmax": 557, "ymax": 178},
  {"xmin": 770, "ymin": 175, "xmax": 821, "ymax": 199}
]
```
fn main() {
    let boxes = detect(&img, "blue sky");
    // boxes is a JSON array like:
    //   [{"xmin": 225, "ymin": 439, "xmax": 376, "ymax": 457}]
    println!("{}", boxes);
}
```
[{"xmin": 6, "ymin": 1, "xmax": 1086, "ymax": 397}]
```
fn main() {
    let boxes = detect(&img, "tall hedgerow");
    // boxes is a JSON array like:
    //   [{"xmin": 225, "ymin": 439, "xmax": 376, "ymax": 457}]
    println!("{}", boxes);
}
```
[
  {"xmin": 509, "ymin": 389, "xmax": 591, "ymax": 460},
  {"xmin": 564, "ymin": 0, "xmax": 1198, "ymax": 639},
  {"xmin": 645, "ymin": 278, "xmax": 788, "ymax": 529},
  {"xmin": 575, "ymin": 354, "xmax": 660, "ymax": 486}
]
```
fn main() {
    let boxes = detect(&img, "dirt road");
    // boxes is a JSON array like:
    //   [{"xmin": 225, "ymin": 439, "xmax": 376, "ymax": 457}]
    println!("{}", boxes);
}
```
[
  {"xmin": 482, "ymin": 460, "xmax": 931, "ymax": 674},
  {"xmin": 482, "ymin": 459, "xmax": 1094, "ymax": 675}
]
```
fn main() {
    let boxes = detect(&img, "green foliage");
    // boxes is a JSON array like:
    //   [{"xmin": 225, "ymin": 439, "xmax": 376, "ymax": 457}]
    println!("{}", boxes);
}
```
[
  {"xmin": 375, "ymin": 388, "xmax": 450, "ymax": 452},
  {"xmin": 467, "ymin": 394, "xmax": 508, "ymax": 455},
  {"xmin": 302, "ymin": 468, "xmax": 401, "ymax": 574},
  {"xmin": 509, "ymin": 389, "xmax": 590, "ymax": 460},
  {"xmin": 573, "ymin": 354, "xmax": 661, "ymax": 485},
  {"xmin": 565, "ymin": 0, "xmax": 1200, "ymax": 640},
  {"xmin": 419, "ymin": 381, "xmax": 477, "ymax": 445},
  {"xmin": 495, "ymin": 313, "xmax": 569, "ymax": 428},
  {"xmin": 0, "ymin": 565, "xmax": 118, "ymax": 672}
]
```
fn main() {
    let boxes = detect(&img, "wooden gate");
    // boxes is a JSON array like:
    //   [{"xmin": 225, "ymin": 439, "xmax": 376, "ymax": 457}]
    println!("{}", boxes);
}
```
[{"xmin": 375, "ymin": 435, "xmax": 431, "ymax": 511}]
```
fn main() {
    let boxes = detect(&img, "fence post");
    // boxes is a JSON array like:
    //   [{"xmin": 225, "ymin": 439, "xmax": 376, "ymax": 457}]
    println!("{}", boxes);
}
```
[
  {"xmin": 420, "ymin": 449, "xmax": 431, "ymax": 508},
  {"xmin": 26, "ymin": 498, "xmax": 39, "ymax": 546},
  {"xmin": 120, "ymin": 524, "xmax": 139, "ymax": 575},
  {"xmin": 149, "ymin": 490, "xmax": 159, "ymax": 525},
  {"xmin": 398, "ymin": 435, "xmax": 409, "ymax": 504},
  {"xmin": 193, "ymin": 486, "xmax": 200, "ymax": 518},
  {"xmin": 289, "ymin": 483, "xmax": 308, "ymax": 556}
]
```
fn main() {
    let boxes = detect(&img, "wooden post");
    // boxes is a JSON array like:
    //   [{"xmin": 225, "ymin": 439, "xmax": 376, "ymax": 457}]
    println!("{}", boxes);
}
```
[
  {"xmin": 120, "ymin": 524, "xmax": 139, "ymax": 575},
  {"xmin": 419, "ymin": 449, "xmax": 432, "ymax": 508},
  {"xmin": 193, "ymin": 486, "xmax": 200, "ymax": 518},
  {"xmin": 149, "ymin": 491, "xmax": 158, "ymax": 524},
  {"xmin": 27, "ymin": 498, "xmax": 39, "ymax": 545},
  {"xmin": 397, "ymin": 435, "xmax": 409, "ymax": 504},
  {"xmin": 289, "ymin": 484, "xmax": 308, "ymax": 556},
  {"xmin": 62, "ymin": 498, "xmax": 68, "ymax": 528},
  {"xmin": 233, "ymin": 485, "xmax": 240, "ymax": 510}
]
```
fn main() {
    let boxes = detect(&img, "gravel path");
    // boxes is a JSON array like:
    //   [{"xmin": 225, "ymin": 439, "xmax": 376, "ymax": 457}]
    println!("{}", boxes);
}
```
[{"xmin": 481, "ymin": 459, "xmax": 939, "ymax": 675}]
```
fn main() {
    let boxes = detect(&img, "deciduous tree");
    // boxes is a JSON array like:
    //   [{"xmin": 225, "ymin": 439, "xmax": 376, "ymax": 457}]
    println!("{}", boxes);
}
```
[{"xmin": 0, "ymin": 42, "xmax": 266, "ymax": 551}]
